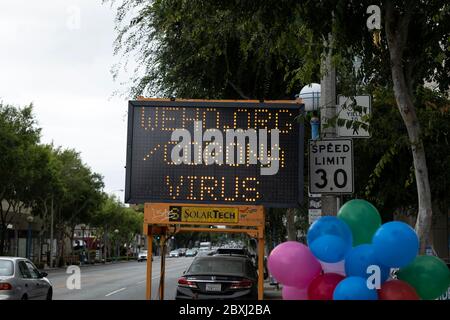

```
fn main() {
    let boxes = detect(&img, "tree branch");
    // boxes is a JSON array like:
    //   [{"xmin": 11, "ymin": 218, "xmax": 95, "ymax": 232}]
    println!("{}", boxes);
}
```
[{"xmin": 227, "ymin": 80, "xmax": 251, "ymax": 99}]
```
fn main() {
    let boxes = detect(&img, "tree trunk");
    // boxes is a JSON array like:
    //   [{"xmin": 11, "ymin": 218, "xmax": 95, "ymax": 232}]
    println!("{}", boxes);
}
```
[
  {"xmin": 385, "ymin": 3, "xmax": 433, "ymax": 254},
  {"xmin": 286, "ymin": 208, "xmax": 297, "ymax": 241}
]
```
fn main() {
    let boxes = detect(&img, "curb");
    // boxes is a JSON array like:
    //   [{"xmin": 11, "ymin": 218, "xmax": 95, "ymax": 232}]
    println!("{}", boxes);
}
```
[{"xmin": 43, "ymin": 258, "xmax": 145, "ymax": 271}]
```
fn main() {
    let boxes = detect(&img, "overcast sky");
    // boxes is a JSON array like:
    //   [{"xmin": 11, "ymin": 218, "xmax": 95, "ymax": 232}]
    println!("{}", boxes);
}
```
[{"xmin": 0, "ymin": 1, "xmax": 133, "ymax": 202}]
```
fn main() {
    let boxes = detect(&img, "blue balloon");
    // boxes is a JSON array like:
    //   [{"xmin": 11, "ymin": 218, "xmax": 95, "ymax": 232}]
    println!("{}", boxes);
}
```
[
  {"xmin": 372, "ymin": 222, "xmax": 419, "ymax": 268},
  {"xmin": 345, "ymin": 244, "xmax": 390, "ymax": 282},
  {"xmin": 307, "ymin": 216, "xmax": 353, "ymax": 263},
  {"xmin": 333, "ymin": 277, "xmax": 378, "ymax": 300}
]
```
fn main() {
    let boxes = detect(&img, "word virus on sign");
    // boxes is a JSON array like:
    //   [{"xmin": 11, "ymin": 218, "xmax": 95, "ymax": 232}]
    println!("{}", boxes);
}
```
[{"xmin": 125, "ymin": 100, "xmax": 304, "ymax": 207}]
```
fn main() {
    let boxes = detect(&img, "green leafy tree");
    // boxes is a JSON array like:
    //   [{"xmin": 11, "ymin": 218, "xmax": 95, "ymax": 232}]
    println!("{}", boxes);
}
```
[
  {"xmin": 108, "ymin": 1, "xmax": 449, "ymax": 253},
  {"xmin": 106, "ymin": 0, "xmax": 318, "ymax": 99},
  {"xmin": 91, "ymin": 195, "xmax": 143, "ymax": 259},
  {"xmin": 51, "ymin": 148, "xmax": 105, "ymax": 265},
  {"xmin": 297, "ymin": 0, "xmax": 450, "ymax": 252},
  {"xmin": 0, "ymin": 103, "xmax": 42, "ymax": 255},
  {"xmin": 354, "ymin": 88, "xmax": 450, "ymax": 255}
]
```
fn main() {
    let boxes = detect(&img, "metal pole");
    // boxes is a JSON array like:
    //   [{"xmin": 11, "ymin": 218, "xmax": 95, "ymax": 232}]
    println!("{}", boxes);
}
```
[
  {"xmin": 50, "ymin": 196, "xmax": 54, "ymax": 268},
  {"xmin": 159, "ymin": 234, "xmax": 166, "ymax": 300},
  {"xmin": 82, "ymin": 228, "xmax": 85, "ymax": 265},
  {"xmin": 103, "ymin": 226, "xmax": 107, "ymax": 263},
  {"xmin": 86, "ymin": 228, "xmax": 90, "ymax": 264},
  {"xmin": 116, "ymin": 240, "xmax": 119, "ymax": 262},
  {"xmin": 27, "ymin": 223, "xmax": 31, "ymax": 259},
  {"xmin": 146, "ymin": 233, "xmax": 153, "ymax": 300},
  {"xmin": 257, "ymin": 236, "xmax": 264, "ymax": 300},
  {"xmin": 320, "ymin": 31, "xmax": 339, "ymax": 217}
]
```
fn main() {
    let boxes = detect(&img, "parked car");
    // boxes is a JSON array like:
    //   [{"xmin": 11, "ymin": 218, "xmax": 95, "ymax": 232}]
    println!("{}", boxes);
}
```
[
  {"xmin": 0, "ymin": 257, "xmax": 53, "ymax": 300},
  {"xmin": 169, "ymin": 250, "xmax": 180, "ymax": 258},
  {"xmin": 175, "ymin": 255, "xmax": 258, "ymax": 300},
  {"xmin": 178, "ymin": 248, "xmax": 187, "ymax": 257},
  {"xmin": 211, "ymin": 248, "xmax": 268, "ymax": 280},
  {"xmin": 185, "ymin": 249, "xmax": 197, "ymax": 257}
]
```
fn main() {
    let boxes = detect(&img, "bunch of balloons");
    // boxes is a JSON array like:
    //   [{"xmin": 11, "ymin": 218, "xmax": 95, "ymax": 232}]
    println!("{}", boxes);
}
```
[{"xmin": 268, "ymin": 199, "xmax": 450, "ymax": 300}]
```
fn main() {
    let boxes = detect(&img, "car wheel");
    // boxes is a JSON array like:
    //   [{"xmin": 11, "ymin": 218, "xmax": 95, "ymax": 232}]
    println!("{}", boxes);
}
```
[
  {"xmin": 21, "ymin": 294, "xmax": 28, "ymax": 300},
  {"xmin": 46, "ymin": 288, "xmax": 53, "ymax": 300}
]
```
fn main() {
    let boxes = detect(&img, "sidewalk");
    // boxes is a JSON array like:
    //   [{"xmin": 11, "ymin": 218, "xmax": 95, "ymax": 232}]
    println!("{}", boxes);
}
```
[{"xmin": 263, "ymin": 280, "xmax": 282, "ymax": 300}]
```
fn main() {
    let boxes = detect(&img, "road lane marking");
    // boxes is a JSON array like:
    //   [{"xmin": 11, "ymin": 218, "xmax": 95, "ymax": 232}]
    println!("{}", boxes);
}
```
[{"xmin": 105, "ymin": 287, "xmax": 126, "ymax": 297}]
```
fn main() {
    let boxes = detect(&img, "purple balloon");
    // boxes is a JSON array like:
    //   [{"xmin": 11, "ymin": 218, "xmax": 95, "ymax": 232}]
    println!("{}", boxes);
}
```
[
  {"xmin": 268, "ymin": 241, "xmax": 322, "ymax": 288},
  {"xmin": 282, "ymin": 286, "xmax": 308, "ymax": 300}
]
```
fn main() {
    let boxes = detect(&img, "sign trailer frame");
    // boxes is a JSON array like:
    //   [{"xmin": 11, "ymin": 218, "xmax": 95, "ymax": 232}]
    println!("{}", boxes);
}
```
[{"xmin": 143, "ymin": 203, "xmax": 266, "ymax": 300}]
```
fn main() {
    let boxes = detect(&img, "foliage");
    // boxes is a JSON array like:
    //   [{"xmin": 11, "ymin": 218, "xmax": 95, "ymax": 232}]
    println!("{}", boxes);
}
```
[
  {"xmin": 91, "ymin": 195, "xmax": 143, "ymax": 245},
  {"xmin": 106, "ymin": 0, "xmax": 322, "ymax": 99},
  {"xmin": 354, "ymin": 87, "xmax": 450, "ymax": 219},
  {"xmin": 0, "ymin": 103, "xmax": 42, "ymax": 254}
]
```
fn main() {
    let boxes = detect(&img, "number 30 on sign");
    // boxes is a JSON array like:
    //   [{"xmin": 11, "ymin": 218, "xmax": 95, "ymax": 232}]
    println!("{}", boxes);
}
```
[{"xmin": 309, "ymin": 139, "xmax": 354, "ymax": 194}]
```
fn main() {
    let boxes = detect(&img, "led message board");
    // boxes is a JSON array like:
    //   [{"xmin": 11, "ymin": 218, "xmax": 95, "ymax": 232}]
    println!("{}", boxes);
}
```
[{"xmin": 125, "ymin": 99, "xmax": 304, "ymax": 207}]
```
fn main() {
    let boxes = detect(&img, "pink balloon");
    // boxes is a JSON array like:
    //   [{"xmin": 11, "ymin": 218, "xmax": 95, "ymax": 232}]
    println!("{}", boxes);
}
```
[
  {"xmin": 282, "ymin": 286, "xmax": 308, "ymax": 300},
  {"xmin": 268, "ymin": 241, "xmax": 322, "ymax": 288},
  {"xmin": 320, "ymin": 259, "xmax": 346, "ymax": 276}
]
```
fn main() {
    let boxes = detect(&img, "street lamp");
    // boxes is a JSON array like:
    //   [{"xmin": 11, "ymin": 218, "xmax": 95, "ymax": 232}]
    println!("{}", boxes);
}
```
[
  {"xmin": 26, "ymin": 215, "xmax": 34, "ymax": 260},
  {"xmin": 114, "ymin": 229, "xmax": 119, "ymax": 262}
]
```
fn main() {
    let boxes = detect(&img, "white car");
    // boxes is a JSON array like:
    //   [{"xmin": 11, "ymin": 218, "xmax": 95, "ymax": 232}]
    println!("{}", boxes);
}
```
[
  {"xmin": 0, "ymin": 257, "xmax": 53, "ymax": 300},
  {"xmin": 169, "ymin": 250, "xmax": 179, "ymax": 258},
  {"xmin": 138, "ymin": 251, "xmax": 148, "ymax": 262}
]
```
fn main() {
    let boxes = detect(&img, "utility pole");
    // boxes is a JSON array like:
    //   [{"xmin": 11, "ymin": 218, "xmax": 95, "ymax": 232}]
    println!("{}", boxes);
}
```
[
  {"xmin": 50, "ymin": 195, "xmax": 54, "ymax": 268},
  {"xmin": 320, "ymin": 33, "xmax": 339, "ymax": 216}
]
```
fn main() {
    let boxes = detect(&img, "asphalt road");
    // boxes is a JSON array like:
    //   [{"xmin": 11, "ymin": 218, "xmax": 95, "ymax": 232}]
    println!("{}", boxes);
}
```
[{"xmin": 47, "ymin": 257, "xmax": 194, "ymax": 300}]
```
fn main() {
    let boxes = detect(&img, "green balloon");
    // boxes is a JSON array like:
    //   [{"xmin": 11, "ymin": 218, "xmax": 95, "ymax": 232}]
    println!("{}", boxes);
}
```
[
  {"xmin": 397, "ymin": 255, "xmax": 450, "ymax": 300},
  {"xmin": 337, "ymin": 199, "xmax": 381, "ymax": 246}
]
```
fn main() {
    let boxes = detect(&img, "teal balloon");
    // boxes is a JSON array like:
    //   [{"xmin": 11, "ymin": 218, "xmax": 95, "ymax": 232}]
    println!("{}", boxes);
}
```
[{"xmin": 338, "ymin": 199, "xmax": 381, "ymax": 246}]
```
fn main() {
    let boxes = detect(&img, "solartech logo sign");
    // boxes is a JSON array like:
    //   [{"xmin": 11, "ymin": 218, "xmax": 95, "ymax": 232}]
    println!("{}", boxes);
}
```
[{"xmin": 169, "ymin": 206, "xmax": 239, "ymax": 224}]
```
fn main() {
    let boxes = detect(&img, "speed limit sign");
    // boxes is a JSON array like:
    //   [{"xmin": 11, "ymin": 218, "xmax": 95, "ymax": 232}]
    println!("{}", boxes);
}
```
[{"xmin": 309, "ymin": 139, "xmax": 354, "ymax": 194}]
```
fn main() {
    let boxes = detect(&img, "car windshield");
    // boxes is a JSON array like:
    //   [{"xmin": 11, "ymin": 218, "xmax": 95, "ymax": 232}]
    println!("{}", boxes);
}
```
[
  {"xmin": 0, "ymin": 260, "xmax": 14, "ymax": 276},
  {"xmin": 188, "ymin": 258, "xmax": 245, "ymax": 275}
]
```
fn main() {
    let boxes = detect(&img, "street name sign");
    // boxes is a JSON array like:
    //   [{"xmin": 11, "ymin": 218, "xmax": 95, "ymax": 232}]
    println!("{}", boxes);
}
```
[
  {"xmin": 337, "ymin": 95, "xmax": 371, "ymax": 138},
  {"xmin": 309, "ymin": 139, "xmax": 354, "ymax": 194}
]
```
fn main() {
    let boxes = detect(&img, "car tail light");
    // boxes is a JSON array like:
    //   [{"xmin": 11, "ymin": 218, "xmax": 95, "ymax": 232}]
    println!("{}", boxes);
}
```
[
  {"xmin": 0, "ymin": 283, "xmax": 12, "ymax": 290},
  {"xmin": 178, "ymin": 277, "xmax": 198, "ymax": 289},
  {"xmin": 230, "ymin": 279, "xmax": 253, "ymax": 289}
]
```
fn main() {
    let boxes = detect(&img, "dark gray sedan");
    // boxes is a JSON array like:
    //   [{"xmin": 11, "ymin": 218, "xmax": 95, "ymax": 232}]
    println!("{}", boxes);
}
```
[{"xmin": 0, "ymin": 257, "xmax": 53, "ymax": 300}]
